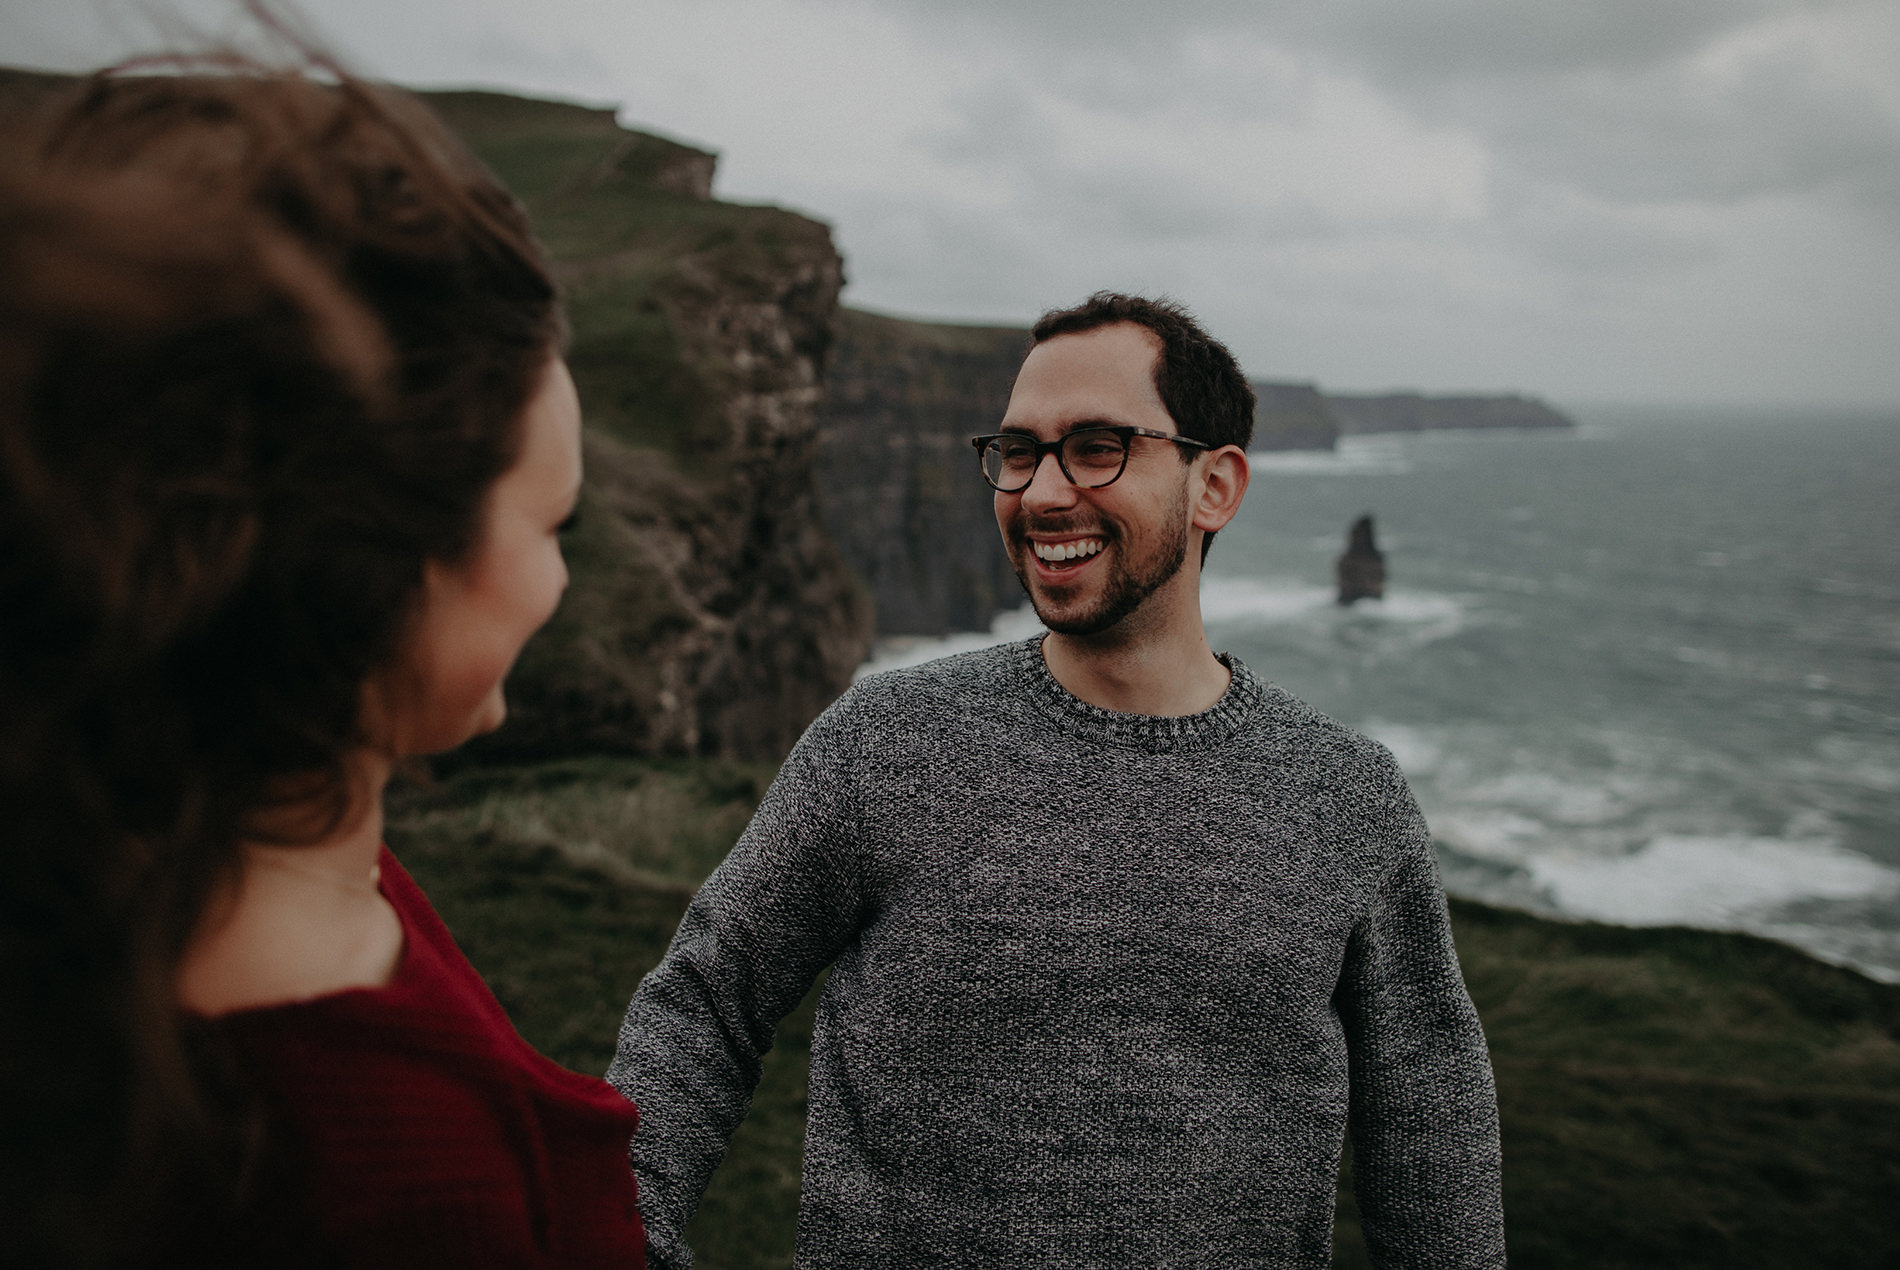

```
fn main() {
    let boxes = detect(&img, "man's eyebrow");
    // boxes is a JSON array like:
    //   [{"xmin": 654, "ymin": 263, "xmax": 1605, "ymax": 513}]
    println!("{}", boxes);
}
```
[{"xmin": 998, "ymin": 419, "xmax": 1121, "ymax": 436}]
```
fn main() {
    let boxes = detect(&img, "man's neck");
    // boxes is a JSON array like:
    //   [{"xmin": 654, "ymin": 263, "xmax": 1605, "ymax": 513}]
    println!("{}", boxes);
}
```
[{"xmin": 1039, "ymin": 578, "xmax": 1230, "ymax": 717}]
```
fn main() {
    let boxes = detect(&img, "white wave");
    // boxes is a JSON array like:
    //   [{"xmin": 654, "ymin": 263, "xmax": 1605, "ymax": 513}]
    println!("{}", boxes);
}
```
[
  {"xmin": 1358, "ymin": 721, "xmax": 1451, "ymax": 776},
  {"xmin": 855, "ymin": 605, "xmax": 1044, "ymax": 679},
  {"xmin": 1200, "ymin": 579, "xmax": 1472, "ymax": 659},
  {"xmin": 1200, "ymin": 576, "xmax": 1468, "ymax": 629},
  {"xmin": 1797, "ymin": 735, "xmax": 1900, "ymax": 795},
  {"xmin": 1457, "ymin": 770, "xmax": 1655, "ymax": 829},
  {"xmin": 1563, "ymin": 423, "xmax": 1621, "ymax": 443},
  {"xmin": 1199, "ymin": 578, "xmax": 1335, "ymax": 624},
  {"xmin": 1353, "ymin": 591, "xmax": 1468, "ymax": 626},
  {"xmin": 1248, "ymin": 437, "xmax": 1414, "ymax": 477},
  {"xmin": 1743, "ymin": 920, "xmax": 1900, "ymax": 984},
  {"xmin": 859, "ymin": 577, "xmax": 1473, "ymax": 680},
  {"xmin": 1430, "ymin": 809, "xmax": 1554, "ymax": 864},
  {"xmin": 1528, "ymin": 834, "xmax": 1900, "ymax": 929}
]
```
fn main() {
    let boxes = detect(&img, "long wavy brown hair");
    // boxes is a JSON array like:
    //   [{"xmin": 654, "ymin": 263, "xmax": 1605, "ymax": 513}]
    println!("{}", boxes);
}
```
[{"xmin": 0, "ymin": 52, "xmax": 560, "ymax": 1266}]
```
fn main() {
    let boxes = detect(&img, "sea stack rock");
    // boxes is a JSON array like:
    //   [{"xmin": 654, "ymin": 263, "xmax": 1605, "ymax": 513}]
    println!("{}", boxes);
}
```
[{"xmin": 1336, "ymin": 515, "xmax": 1386, "ymax": 605}]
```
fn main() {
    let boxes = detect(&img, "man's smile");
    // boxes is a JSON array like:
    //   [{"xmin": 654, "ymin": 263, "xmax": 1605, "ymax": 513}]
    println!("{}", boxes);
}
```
[{"xmin": 1030, "ymin": 535, "xmax": 1105, "ymax": 570}]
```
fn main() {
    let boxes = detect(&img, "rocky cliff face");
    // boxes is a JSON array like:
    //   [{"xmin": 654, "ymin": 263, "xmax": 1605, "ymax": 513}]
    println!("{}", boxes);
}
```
[
  {"xmin": 814, "ymin": 308, "xmax": 1026, "ymax": 636},
  {"xmin": 425, "ymin": 91, "xmax": 873, "ymax": 761},
  {"xmin": 1251, "ymin": 381, "xmax": 1341, "ymax": 450}
]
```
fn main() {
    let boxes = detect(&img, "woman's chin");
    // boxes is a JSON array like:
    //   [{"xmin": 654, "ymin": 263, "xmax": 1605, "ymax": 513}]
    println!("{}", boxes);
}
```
[
  {"xmin": 400, "ymin": 689, "xmax": 509, "ymax": 758},
  {"xmin": 452, "ymin": 694, "xmax": 509, "ymax": 750}
]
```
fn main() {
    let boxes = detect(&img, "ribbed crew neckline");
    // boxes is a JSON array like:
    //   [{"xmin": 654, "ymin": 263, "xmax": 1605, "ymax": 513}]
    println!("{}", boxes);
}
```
[{"xmin": 1010, "ymin": 635, "xmax": 1267, "ymax": 754}]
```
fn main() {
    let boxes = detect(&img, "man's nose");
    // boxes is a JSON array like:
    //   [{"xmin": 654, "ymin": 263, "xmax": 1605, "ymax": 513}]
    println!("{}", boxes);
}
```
[{"xmin": 1019, "ymin": 449, "xmax": 1077, "ymax": 511}]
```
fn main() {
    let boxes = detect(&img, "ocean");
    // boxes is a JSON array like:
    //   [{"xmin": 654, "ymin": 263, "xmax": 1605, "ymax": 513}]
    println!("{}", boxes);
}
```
[{"xmin": 861, "ymin": 406, "xmax": 1900, "ymax": 982}]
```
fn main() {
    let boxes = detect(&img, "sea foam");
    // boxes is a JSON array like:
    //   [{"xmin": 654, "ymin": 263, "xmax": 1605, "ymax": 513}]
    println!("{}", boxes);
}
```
[
  {"xmin": 1529, "ymin": 833, "xmax": 1900, "ymax": 929},
  {"xmin": 1248, "ymin": 439, "xmax": 1413, "ymax": 477},
  {"xmin": 1201, "ymin": 577, "xmax": 1473, "ymax": 658},
  {"xmin": 856, "ymin": 605, "xmax": 1045, "ymax": 679}
]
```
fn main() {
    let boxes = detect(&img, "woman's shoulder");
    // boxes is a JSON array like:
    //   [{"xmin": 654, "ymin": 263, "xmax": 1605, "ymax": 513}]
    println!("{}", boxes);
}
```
[
  {"xmin": 216, "ymin": 849, "xmax": 626, "ymax": 1112},
  {"xmin": 207, "ymin": 852, "xmax": 645, "ymax": 1264},
  {"xmin": 176, "ymin": 840, "xmax": 406, "ymax": 1018}
]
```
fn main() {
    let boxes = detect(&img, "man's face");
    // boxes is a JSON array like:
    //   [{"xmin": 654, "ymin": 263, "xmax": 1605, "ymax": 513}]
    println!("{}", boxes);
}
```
[{"xmin": 994, "ymin": 323, "xmax": 1196, "ymax": 637}]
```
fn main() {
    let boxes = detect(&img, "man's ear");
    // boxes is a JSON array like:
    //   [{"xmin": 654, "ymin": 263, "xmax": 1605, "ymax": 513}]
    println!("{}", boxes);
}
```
[{"xmin": 1191, "ymin": 445, "xmax": 1250, "ymax": 536}]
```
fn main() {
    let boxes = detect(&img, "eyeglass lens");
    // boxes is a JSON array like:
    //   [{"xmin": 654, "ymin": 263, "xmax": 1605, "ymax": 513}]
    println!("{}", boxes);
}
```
[{"xmin": 982, "ymin": 429, "xmax": 1129, "ymax": 491}]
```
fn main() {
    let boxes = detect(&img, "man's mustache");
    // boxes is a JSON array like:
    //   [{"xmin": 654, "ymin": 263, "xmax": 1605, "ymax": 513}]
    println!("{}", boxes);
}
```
[{"xmin": 1011, "ymin": 516, "xmax": 1116, "ymax": 538}]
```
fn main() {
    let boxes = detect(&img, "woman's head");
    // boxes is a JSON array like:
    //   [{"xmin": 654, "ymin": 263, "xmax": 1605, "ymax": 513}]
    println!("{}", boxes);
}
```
[
  {"xmin": 370, "ymin": 355, "xmax": 582, "ymax": 758},
  {"xmin": 3, "ymin": 66, "xmax": 563, "ymax": 845},
  {"xmin": 0, "ymin": 61, "xmax": 564, "ymax": 1261}
]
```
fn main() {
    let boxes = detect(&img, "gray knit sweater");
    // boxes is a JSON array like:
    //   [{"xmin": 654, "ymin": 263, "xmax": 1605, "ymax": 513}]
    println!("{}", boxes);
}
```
[{"xmin": 608, "ymin": 638, "xmax": 1505, "ymax": 1269}]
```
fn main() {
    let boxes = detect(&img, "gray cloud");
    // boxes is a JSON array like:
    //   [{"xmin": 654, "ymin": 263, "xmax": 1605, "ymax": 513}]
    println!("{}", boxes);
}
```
[
  {"xmin": 876, "ymin": 0, "xmax": 1800, "ymax": 73},
  {"xmin": 723, "ymin": 0, "xmax": 1900, "ymax": 401},
  {"xmin": 1378, "ymin": 32, "xmax": 1900, "ymax": 219},
  {"xmin": 1485, "ymin": 183, "xmax": 1717, "ymax": 276},
  {"xmin": 5, "ymin": 0, "xmax": 1894, "ymax": 404},
  {"xmin": 885, "ymin": 0, "xmax": 1898, "ymax": 213},
  {"xmin": 1279, "ymin": 0, "xmax": 1805, "ymax": 78}
]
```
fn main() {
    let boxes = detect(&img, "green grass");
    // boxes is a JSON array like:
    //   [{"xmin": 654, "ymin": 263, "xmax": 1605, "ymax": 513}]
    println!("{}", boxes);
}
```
[
  {"xmin": 386, "ymin": 756, "xmax": 808, "ymax": 1268},
  {"xmin": 389, "ymin": 755, "xmax": 1900, "ymax": 1269},
  {"xmin": 390, "ymin": 755, "xmax": 776, "ymax": 899},
  {"xmin": 1449, "ymin": 900, "xmax": 1900, "ymax": 1270}
]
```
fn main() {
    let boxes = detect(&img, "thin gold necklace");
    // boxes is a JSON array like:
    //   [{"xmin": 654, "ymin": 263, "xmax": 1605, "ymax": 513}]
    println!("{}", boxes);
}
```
[{"xmin": 247, "ymin": 850, "xmax": 383, "ymax": 898}]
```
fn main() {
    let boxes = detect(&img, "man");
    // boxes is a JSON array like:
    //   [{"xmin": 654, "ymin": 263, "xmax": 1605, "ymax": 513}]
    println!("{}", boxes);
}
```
[{"xmin": 610, "ymin": 292, "xmax": 1506, "ymax": 1268}]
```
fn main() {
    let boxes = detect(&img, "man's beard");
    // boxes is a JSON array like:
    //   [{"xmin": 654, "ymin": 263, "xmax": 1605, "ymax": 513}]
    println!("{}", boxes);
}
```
[{"xmin": 1008, "ymin": 488, "xmax": 1191, "ymax": 637}]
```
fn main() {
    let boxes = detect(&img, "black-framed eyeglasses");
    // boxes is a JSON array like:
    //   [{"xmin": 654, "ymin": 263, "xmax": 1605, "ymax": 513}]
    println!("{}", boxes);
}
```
[{"xmin": 970, "ymin": 426, "xmax": 1212, "ymax": 493}]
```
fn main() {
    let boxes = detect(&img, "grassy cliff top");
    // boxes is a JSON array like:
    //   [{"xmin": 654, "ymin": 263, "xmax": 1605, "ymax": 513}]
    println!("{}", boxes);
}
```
[
  {"xmin": 422, "ymin": 85, "xmax": 838, "ymax": 467},
  {"xmin": 838, "ymin": 305, "xmax": 1028, "ymax": 356}
]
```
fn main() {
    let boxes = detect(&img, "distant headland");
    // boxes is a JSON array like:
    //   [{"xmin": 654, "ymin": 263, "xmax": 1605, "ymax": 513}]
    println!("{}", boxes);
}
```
[{"xmin": 1253, "ymin": 382, "xmax": 1575, "ymax": 451}]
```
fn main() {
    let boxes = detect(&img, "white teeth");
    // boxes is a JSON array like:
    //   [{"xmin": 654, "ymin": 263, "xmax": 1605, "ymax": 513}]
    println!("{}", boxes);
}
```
[{"xmin": 1034, "ymin": 538, "xmax": 1103, "ymax": 563}]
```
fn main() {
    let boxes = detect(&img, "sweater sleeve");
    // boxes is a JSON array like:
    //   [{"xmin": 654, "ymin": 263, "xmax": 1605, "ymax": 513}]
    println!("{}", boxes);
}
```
[
  {"xmin": 606, "ymin": 701, "xmax": 868, "ymax": 1270},
  {"xmin": 1336, "ymin": 765, "xmax": 1507, "ymax": 1270}
]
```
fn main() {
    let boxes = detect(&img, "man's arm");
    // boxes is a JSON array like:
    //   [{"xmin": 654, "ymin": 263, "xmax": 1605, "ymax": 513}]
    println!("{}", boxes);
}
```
[
  {"xmin": 606, "ymin": 705, "xmax": 867, "ymax": 1270},
  {"xmin": 1337, "ymin": 767, "xmax": 1507, "ymax": 1269}
]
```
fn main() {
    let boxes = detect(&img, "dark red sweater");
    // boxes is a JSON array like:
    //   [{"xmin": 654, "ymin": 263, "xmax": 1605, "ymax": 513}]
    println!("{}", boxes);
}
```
[{"xmin": 210, "ymin": 848, "xmax": 645, "ymax": 1268}]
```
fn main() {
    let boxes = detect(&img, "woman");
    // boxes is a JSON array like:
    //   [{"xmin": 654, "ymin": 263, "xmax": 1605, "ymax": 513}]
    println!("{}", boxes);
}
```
[{"xmin": 0, "ymin": 58, "xmax": 643, "ymax": 1267}]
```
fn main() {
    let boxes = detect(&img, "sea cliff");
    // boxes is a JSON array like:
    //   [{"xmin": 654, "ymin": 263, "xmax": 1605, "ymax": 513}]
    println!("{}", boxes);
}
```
[
  {"xmin": 421, "ymin": 91, "xmax": 874, "ymax": 761},
  {"xmin": 1252, "ymin": 380, "xmax": 1342, "ymax": 450},
  {"xmin": 813, "ymin": 309, "xmax": 1024, "ymax": 634}
]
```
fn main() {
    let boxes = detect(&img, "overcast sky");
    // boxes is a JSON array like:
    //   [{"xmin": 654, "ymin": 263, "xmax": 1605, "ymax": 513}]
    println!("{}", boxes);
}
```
[{"xmin": 8, "ymin": 0, "xmax": 1899, "ymax": 407}]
